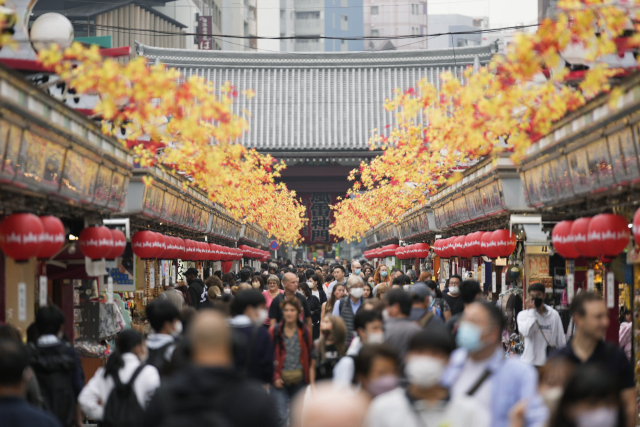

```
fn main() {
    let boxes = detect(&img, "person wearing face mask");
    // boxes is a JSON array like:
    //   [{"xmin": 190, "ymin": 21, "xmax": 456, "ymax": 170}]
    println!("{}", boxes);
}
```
[
  {"xmin": 229, "ymin": 289, "xmax": 274, "ymax": 385},
  {"xmin": 372, "ymin": 265, "xmax": 390, "ymax": 296},
  {"xmin": 185, "ymin": 268, "xmax": 207, "ymax": 309},
  {"xmin": 354, "ymin": 344, "xmax": 401, "ymax": 399},
  {"xmin": 517, "ymin": 282, "xmax": 565, "ymax": 367},
  {"xmin": 408, "ymin": 283, "xmax": 442, "ymax": 327},
  {"xmin": 365, "ymin": 327, "xmax": 488, "ymax": 427},
  {"xmin": 441, "ymin": 301, "xmax": 548, "ymax": 427},
  {"xmin": 310, "ymin": 315, "xmax": 347, "ymax": 384},
  {"xmin": 145, "ymin": 299, "xmax": 182, "ymax": 377},
  {"xmin": 445, "ymin": 280, "xmax": 483, "ymax": 336},
  {"xmin": 333, "ymin": 310, "xmax": 385, "ymax": 388},
  {"xmin": 442, "ymin": 275, "xmax": 465, "ymax": 316},
  {"xmin": 306, "ymin": 271, "xmax": 327, "ymax": 304},
  {"xmin": 351, "ymin": 260, "xmax": 364, "ymax": 278},
  {"xmin": 333, "ymin": 275, "xmax": 367, "ymax": 344},
  {"xmin": 383, "ymin": 290, "xmax": 421, "ymax": 362},
  {"xmin": 78, "ymin": 330, "xmax": 160, "ymax": 425}
]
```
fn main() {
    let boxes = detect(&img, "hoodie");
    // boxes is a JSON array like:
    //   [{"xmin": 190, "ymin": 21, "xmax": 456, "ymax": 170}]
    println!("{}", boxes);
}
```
[
  {"xmin": 187, "ymin": 278, "xmax": 206, "ymax": 309},
  {"xmin": 517, "ymin": 304, "xmax": 566, "ymax": 366}
]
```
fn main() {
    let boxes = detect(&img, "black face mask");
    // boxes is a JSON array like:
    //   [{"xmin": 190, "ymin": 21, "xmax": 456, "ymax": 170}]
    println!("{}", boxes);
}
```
[{"xmin": 534, "ymin": 297, "xmax": 543, "ymax": 308}]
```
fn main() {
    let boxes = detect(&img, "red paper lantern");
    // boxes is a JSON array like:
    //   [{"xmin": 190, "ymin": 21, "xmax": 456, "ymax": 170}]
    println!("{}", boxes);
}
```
[
  {"xmin": 182, "ymin": 240, "xmax": 195, "ymax": 260},
  {"xmin": 413, "ymin": 242, "xmax": 430, "ymax": 258},
  {"xmin": 37, "ymin": 215, "xmax": 65, "ymax": 260},
  {"xmin": 454, "ymin": 236, "xmax": 467, "ymax": 258},
  {"xmin": 552, "ymin": 221, "xmax": 580, "ymax": 259},
  {"xmin": 588, "ymin": 214, "xmax": 629, "ymax": 258},
  {"xmin": 239, "ymin": 245, "xmax": 251, "ymax": 258},
  {"xmin": 396, "ymin": 246, "xmax": 406, "ymax": 259},
  {"xmin": 491, "ymin": 230, "xmax": 517, "ymax": 258},
  {"xmin": 439, "ymin": 238, "xmax": 449, "ymax": 258},
  {"xmin": 174, "ymin": 238, "xmax": 186, "ymax": 260},
  {"xmin": 571, "ymin": 217, "xmax": 599, "ymax": 258},
  {"xmin": 209, "ymin": 243, "xmax": 220, "ymax": 261},
  {"xmin": 445, "ymin": 237, "xmax": 455, "ymax": 258},
  {"xmin": 634, "ymin": 208, "xmax": 640, "ymax": 246},
  {"xmin": 468, "ymin": 232, "xmax": 485, "ymax": 257},
  {"xmin": 79, "ymin": 226, "xmax": 114, "ymax": 260},
  {"xmin": 0, "ymin": 213, "xmax": 44, "ymax": 262},
  {"xmin": 131, "ymin": 230, "xmax": 162, "ymax": 260},
  {"xmin": 481, "ymin": 232, "xmax": 499, "ymax": 258},
  {"xmin": 106, "ymin": 229, "xmax": 127, "ymax": 260},
  {"xmin": 387, "ymin": 244, "xmax": 399, "ymax": 258},
  {"xmin": 221, "ymin": 261, "xmax": 233, "ymax": 274}
]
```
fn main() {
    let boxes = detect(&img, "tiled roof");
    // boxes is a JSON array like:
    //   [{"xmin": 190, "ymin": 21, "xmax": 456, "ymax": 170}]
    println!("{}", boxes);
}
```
[{"xmin": 137, "ymin": 43, "xmax": 497, "ymax": 151}]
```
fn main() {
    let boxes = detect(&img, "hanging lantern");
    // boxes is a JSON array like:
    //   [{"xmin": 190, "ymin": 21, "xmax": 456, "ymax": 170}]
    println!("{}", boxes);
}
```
[
  {"xmin": 552, "ymin": 221, "xmax": 580, "ymax": 259},
  {"xmin": 439, "ymin": 238, "xmax": 450, "ymax": 258},
  {"xmin": 239, "ymin": 245, "xmax": 252, "ymax": 258},
  {"xmin": 209, "ymin": 243, "xmax": 220, "ymax": 261},
  {"xmin": 174, "ymin": 238, "xmax": 186, "ymax": 260},
  {"xmin": 106, "ymin": 229, "xmax": 127, "ymax": 260},
  {"xmin": 588, "ymin": 213, "xmax": 629, "ymax": 258},
  {"xmin": 413, "ymin": 242, "xmax": 430, "ymax": 258},
  {"xmin": 79, "ymin": 226, "xmax": 114, "ymax": 260},
  {"xmin": 481, "ymin": 232, "xmax": 499, "ymax": 258},
  {"xmin": 0, "ymin": 213, "xmax": 44, "ymax": 262},
  {"xmin": 571, "ymin": 217, "xmax": 599, "ymax": 258},
  {"xmin": 462, "ymin": 235, "xmax": 474, "ymax": 258},
  {"xmin": 37, "ymin": 215, "xmax": 65, "ymax": 260},
  {"xmin": 491, "ymin": 230, "xmax": 517, "ymax": 258},
  {"xmin": 131, "ymin": 230, "xmax": 162, "ymax": 260},
  {"xmin": 454, "ymin": 236, "xmax": 468, "ymax": 258},
  {"xmin": 468, "ymin": 231, "xmax": 485, "ymax": 257},
  {"xmin": 634, "ymin": 208, "xmax": 640, "ymax": 246},
  {"xmin": 395, "ymin": 246, "xmax": 404, "ymax": 259}
]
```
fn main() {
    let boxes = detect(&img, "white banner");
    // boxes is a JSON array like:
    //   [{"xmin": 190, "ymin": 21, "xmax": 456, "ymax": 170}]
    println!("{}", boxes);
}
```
[
  {"xmin": 587, "ymin": 269, "xmax": 594, "ymax": 292},
  {"xmin": 107, "ymin": 276, "xmax": 114, "ymax": 304},
  {"xmin": 492, "ymin": 272, "xmax": 497, "ymax": 293},
  {"xmin": 149, "ymin": 263, "xmax": 155, "ymax": 289},
  {"xmin": 39, "ymin": 276, "xmax": 47, "ymax": 307},
  {"xmin": 18, "ymin": 283, "xmax": 26, "ymax": 321},
  {"xmin": 567, "ymin": 273, "xmax": 575, "ymax": 303},
  {"xmin": 606, "ymin": 272, "xmax": 615, "ymax": 308}
]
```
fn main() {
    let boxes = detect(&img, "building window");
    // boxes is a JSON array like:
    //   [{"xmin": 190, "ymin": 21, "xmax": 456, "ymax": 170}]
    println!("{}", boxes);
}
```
[
  {"xmin": 296, "ymin": 11, "xmax": 320, "ymax": 19},
  {"xmin": 371, "ymin": 6, "xmax": 378, "ymax": 15},
  {"xmin": 371, "ymin": 29, "xmax": 379, "ymax": 37},
  {"xmin": 341, "ymin": 14, "xmax": 348, "ymax": 31},
  {"xmin": 341, "ymin": 0, "xmax": 348, "ymax": 6},
  {"xmin": 341, "ymin": 39, "xmax": 348, "ymax": 51},
  {"xmin": 411, "ymin": 4, "xmax": 415, "ymax": 14}
]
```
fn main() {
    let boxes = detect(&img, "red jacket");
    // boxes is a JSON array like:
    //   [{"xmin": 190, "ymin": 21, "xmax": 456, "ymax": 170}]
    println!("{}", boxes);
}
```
[{"xmin": 269, "ymin": 321, "xmax": 312, "ymax": 384}]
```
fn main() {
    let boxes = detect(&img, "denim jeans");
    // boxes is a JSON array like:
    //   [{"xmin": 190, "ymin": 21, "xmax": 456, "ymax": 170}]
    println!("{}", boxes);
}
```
[{"xmin": 271, "ymin": 382, "xmax": 306, "ymax": 426}]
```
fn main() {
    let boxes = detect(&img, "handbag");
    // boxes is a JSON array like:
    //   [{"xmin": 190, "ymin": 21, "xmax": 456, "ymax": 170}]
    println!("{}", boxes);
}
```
[
  {"xmin": 536, "ymin": 319, "xmax": 555, "ymax": 357},
  {"xmin": 281, "ymin": 369, "xmax": 304, "ymax": 386}
]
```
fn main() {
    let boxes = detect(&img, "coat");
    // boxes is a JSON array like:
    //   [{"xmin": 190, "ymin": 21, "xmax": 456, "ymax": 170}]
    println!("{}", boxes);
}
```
[{"xmin": 269, "ymin": 322, "xmax": 312, "ymax": 384}]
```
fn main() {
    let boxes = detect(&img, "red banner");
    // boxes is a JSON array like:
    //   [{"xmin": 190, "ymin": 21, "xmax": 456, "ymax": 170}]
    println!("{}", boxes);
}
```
[
  {"xmin": 198, "ymin": 16, "xmax": 213, "ymax": 50},
  {"xmin": 299, "ymin": 193, "xmax": 341, "ymax": 245}
]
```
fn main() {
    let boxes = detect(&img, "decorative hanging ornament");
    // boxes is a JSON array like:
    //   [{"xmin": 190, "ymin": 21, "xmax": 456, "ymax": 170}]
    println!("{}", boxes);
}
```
[
  {"xmin": 0, "ymin": 213, "xmax": 44, "ymax": 262},
  {"xmin": 79, "ymin": 226, "xmax": 114, "ymax": 260},
  {"xmin": 552, "ymin": 221, "xmax": 580, "ymax": 259},
  {"xmin": 491, "ymin": 230, "xmax": 517, "ymax": 258},
  {"xmin": 454, "ymin": 236, "xmax": 467, "ymax": 258},
  {"xmin": 106, "ymin": 229, "xmax": 127, "ymax": 260},
  {"xmin": 481, "ymin": 232, "xmax": 499, "ymax": 258},
  {"xmin": 175, "ymin": 238, "xmax": 186, "ymax": 260},
  {"xmin": 469, "ymin": 231, "xmax": 486, "ymax": 257},
  {"xmin": 588, "ymin": 213, "xmax": 629, "ymax": 259},
  {"xmin": 413, "ymin": 242, "xmax": 430, "ymax": 258},
  {"xmin": 634, "ymin": 208, "xmax": 640, "ymax": 246},
  {"xmin": 571, "ymin": 217, "xmax": 599, "ymax": 258},
  {"xmin": 37, "ymin": 215, "xmax": 65, "ymax": 260},
  {"xmin": 131, "ymin": 230, "xmax": 163, "ymax": 260}
]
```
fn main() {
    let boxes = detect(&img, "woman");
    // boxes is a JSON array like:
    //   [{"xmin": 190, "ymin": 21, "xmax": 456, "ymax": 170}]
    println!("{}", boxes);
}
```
[
  {"xmin": 221, "ymin": 282, "xmax": 232, "ymax": 295},
  {"xmin": 252, "ymin": 275, "xmax": 266, "ymax": 291},
  {"xmin": 310, "ymin": 315, "xmax": 347, "ymax": 385},
  {"xmin": 418, "ymin": 271, "xmax": 433, "ymax": 282},
  {"xmin": 300, "ymin": 282, "xmax": 322, "ymax": 339},
  {"xmin": 363, "ymin": 281, "xmax": 373, "ymax": 299},
  {"xmin": 221, "ymin": 273, "xmax": 236, "ymax": 289},
  {"xmin": 425, "ymin": 280, "xmax": 451, "ymax": 321},
  {"xmin": 205, "ymin": 274, "xmax": 222, "ymax": 291},
  {"xmin": 363, "ymin": 265, "xmax": 374, "ymax": 277},
  {"xmin": 78, "ymin": 330, "xmax": 160, "ymax": 425},
  {"xmin": 322, "ymin": 274, "xmax": 335, "ymax": 297},
  {"xmin": 269, "ymin": 298, "xmax": 312, "ymax": 424},
  {"xmin": 322, "ymin": 283, "xmax": 345, "ymax": 322},
  {"xmin": 619, "ymin": 309, "xmax": 632, "ymax": 361},
  {"xmin": 375, "ymin": 284, "xmax": 389, "ymax": 300},
  {"xmin": 373, "ymin": 265, "xmax": 390, "ymax": 293},
  {"xmin": 308, "ymin": 274, "xmax": 326, "ymax": 304},
  {"xmin": 263, "ymin": 275, "xmax": 284, "ymax": 328}
]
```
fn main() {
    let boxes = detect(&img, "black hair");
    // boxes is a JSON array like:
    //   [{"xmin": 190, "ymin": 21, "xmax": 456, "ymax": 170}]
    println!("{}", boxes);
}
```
[
  {"xmin": 425, "ymin": 280, "xmax": 442, "ymax": 298},
  {"xmin": 390, "ymin": 268, "xmax": 401, "ymax": 274},
  {"xmin": 549, "ymin": 364, "xmax": 624, "ymax": 427},
  {"xmin": 450, "ymin": 274, "xmax": 462, "ymax": 283},
  {"xmin": 0, "ymin": 340, "xmax": 29, "ymax": 386},
  {"xmin": 475, "ymin": 300, "xmax": 506, "ymax": 332},
  {"xmin": 35, "ymin": 305, "xmax": 65, "ymax": 336},
  {"xmin": 310, "ymin": 274, "xmax": 322, "ymax": 284},
  {"xmin": 386, "ymin": 289, "xmax": 413, "ymax": 316},
  {"xmin": 0, "ymin": 325, "xmax": 21, "ymax": 342},
  {"xmin": 333, "ymin": 265, "xmax": 346, "ymax": 274},
  {"xmin": 571, "ymin": 291, "xmax": 603, "ymax": 316},
  {"xmin": 325, "ymin": 274, "xmax": 335, "ymax": 283},
  {"xmin": 230, "ymin": 289, "xmax": 266, "ymax": 316},
  {"xmin": 354, "ymin": 309, "xmax": 383, "ymax": 330},
  {"xmin": 528, "ymin": 282, "xmax": 545, "ymax": 294},
  {"xmin": 354, "ymin": 343, "xmax": 399, "ymax": 379},
  {"xmin": 104, "ymin": 329, "xmax": 143, "ymax": 379},
  {"xmin": 146, "ymin": 299, "xmax": 180, "ymax": 332},
  {"xmin": 214, "ymin": 270, "xmax": 222, "ymax": 278},
  {"xmin": 392, "ymin": 274, "xmax": 411, "ymax": 286},
  {"xmin": 252, "ymin": 275, "xmax": 266, "ymax": 289},
  {"xmin": 408, "ymin": 325, "xmax": 456, "ymax": 355},
  {"xmin": 261, "ymin": 262, "xmax": 269, "ymax": 271},
  {"xmin": 299, "ymin": 282, "xmax": 312, "ymax": 298},
  {"xmin": 305, "ymin": 269, "xmax": 315, "ymax": 280},
  {"xmin": 239, "ymin": 268, "xmax": 252, "ymax": 283},
  {"xmin": 460, "ymin": 280, "xmax": 482, "ymax": 304}
]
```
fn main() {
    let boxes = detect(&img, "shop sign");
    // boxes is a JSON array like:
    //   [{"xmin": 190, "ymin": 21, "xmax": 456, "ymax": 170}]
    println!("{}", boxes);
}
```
[
  {"xmin": 587, "ymin": 269, "xmax": 595, "ymax": 291},
  {"xmin": 606, "ymin": 271, "xmax": 614, "ymax": 308},
  {"xmin": 39, "ymin": 275, "xmax": 47, "ymax": 307},
  {"xmin": 18, "ymin": 282, "xmax": 26, "ymax": 321}
]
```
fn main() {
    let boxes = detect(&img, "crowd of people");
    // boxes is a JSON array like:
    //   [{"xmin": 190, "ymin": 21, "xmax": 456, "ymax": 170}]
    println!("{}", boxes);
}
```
[{"xmin": 0, "ymin": 257, "xmax": 636, "ymax": 427}]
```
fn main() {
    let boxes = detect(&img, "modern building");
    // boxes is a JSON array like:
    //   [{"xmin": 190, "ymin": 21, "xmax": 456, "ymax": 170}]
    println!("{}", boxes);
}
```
[
  {"xmin": 156, "ymin": 0, "xmax": 224, "ymax": 51},
  {"xmin": 363, "ymin": 0, "xmax": 428, "ymax": 51},
  {"xmin": 257, "ymin": 0, "xmax": 280, "ymax": 52},
  {"xmin": 325, "ymin": 0, "xmax": 364, "ymax": 52},
  {"xmin": 427, "ymin": 14, "xmax": 482, "ymax": 49},
  {"xmin": 221, "ymin": 0, "xmax": 257, "ymax": 51}
]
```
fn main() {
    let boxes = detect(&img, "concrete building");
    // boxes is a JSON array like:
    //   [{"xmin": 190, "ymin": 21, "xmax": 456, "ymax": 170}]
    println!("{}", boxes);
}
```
[
  {"xmin": 363, "ymin": 1, "xmax": 428, "ymax": 51},
  {"xmin": 427, "ymin": 14, "xmax": 481, "ymax": 49},
  {"xmin": 221, "ymin": 0, "xmax": 257, "ymax": 51},
  {"xmin": 325, "ymin": 0, "xmax": 364, "ymax": 52},
  {"xmin": 155, "ymin": 0, "xmax": 223, "ymax": 51},
  {"xmin": 257, "ymin": 0, "xmax": 280, "ymax": 52}
]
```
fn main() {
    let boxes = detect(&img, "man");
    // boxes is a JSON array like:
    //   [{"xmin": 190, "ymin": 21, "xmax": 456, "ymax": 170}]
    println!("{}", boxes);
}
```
[
  {"xmin": 175, "ymin": 280, "xmax": 192, "ymax": 306},
  {"xmin": 0, "ymin": 340, "xmax": 62, "ymax": 427},
  {"xmin": 29, "ymin": 306, "xmax": 84, "ymax": 427},
  {"xmin": 315, "ymin": 266, "xmax": 323, "ymax": 276},
  {"xmin": 390, "ymin": 268, "xmax": 402, "ymax": 281},
  {"xmin": 391, "ymin": 274, "xmax": 412, "ymax": 291},
  {"xmin": 406, "ymin": 269, "xmax": 418, "ymax": 284},
  {"xmin": 185, "ymin": 267, "xmax": 206, "ymax": 309},
  {"xmin": 351, "ymin": 260, "xmax": 363, "ymax": 277},
  {"xmin": 441, "ymin": 301, "xmax": 547, "ymax": 427},
  {"xmin": 517, "ymin": 282, "xmax": 565, "ymax": 367},
  {"xmin": 333, "ymin": 309, "xmax": 385, "ymax": 387},
  {"xmin": 383, "ymin": 289, "xmax": 421, "ymax": 361},
  {"xmin": 442, "ymin": 275, "xmax": 464, "ymax": 316},
  {"xmin": 292, "ymin": 383, "xmax": 369, "ymax": 427},
  {"xmin": 238, "ymin": 267, "xmax": 253, "ymax": 285},
  {"xmin": 366, "ymin": 327, "xmax": 488, "ymax": 427},
  {"xmin": 322, "ymin": 262, "xmax": 330, "ymax": 275},
  {"xmin": 446, "ymin": 280, "xmax": 483, "ymax": 335},
  {"xmin": 146, "ymin": 299, "xmax": 182, "ymax": 376},
  {"xmin": 327, "ymin": 264, "xmax": 348, "ymax": 295},
  {"xmin": 158, "ymin": 280, "xmax": 185, "ymax": 311},
  {"xmin": 552, "ymin": 292, "xmax": 635, "ymax": 427},
  {"xmin": 229, "ymin": 289, "xmax": 273, "ymax": 385},
  {"xmin": 144, "ymin": 311, "xmax": 279, "ymax": 427},
  {"xmin": 333, "ymin": 275, "xmax": 366, "ymax": 342},
  {"xmin": 408, "ymin": 283, "xmax": 441, "ymax": 327},
  {"xmin": 353, "ymin": 344, "xmax": 401, "ymax": 398},
  {"xmin": 268, "ymin": 272, "xmax": 313, "ymax": 332}
]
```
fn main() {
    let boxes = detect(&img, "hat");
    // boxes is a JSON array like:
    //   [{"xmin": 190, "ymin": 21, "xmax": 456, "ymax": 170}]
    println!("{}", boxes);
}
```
[
  {"xmin": 410, "ymin": 283, "xmax": 434, "ymax": 300},
  {"xmin": 185, "ymin": 267, "xmax": 199, "ymax": 277}
]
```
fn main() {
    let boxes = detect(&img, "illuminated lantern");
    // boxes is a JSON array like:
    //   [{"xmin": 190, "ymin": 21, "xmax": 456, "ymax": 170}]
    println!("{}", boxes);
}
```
[
  {"xmin": 491, "ymin": 230, "xmax": 517, "ymax": 258},
  {"xmin": 37, "ymin": 215, "xmax": 65, "ymax": 259},
  {"xmin": 79, "ymin": 226, "xmax": 114, "ymax": 260},
  {"xmin": 552, "ymin": 221, "xmax": 580, "ymax": 259},
  {"xmin": 0, "ymin": 213, "xmax": 44, "ymax": 262},
  {"xmin": 571, "ymin": 217, "xmax": 599, "ymax": 258},
  {"xmin": 131, "ymin": 230, "xmax": 162, "ymax": 260},
  {"xmin": 588, "ymin": 214, "xmax": 629, "ymax": 258},
  {"xmin": 634, "ymin": 208, "xmax": 640, "ymax": 246},
  {"xmin": 481, "ymin": 232, "xmax": 499, "ymax": 258},
  {"xmin": 106, "ymin": 229, "xmax": 127, "ymax": 260},
  {"xmin": 454, "ymin": 236, "xmax": 468, "ymax": 258}
]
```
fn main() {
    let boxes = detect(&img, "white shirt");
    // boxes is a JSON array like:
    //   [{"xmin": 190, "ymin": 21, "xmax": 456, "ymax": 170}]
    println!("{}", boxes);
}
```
[
  {"xmin": 312, "ymin": 289, "xmax": 320, "ymax": 300},
  {"xmin": 366, "ymin": 387, "xmax": 489, "ymax": 427},
  {"xmin": 450, "ymin": 355, "xmax": 492, "ymax": 422},
  {"xmin": 333, "ymin": 336, "xmax": 363, "ymax": 388},
  {"xmin": 78, "ymin": 353, "xmax": 160, "ymax": 421},
  {"xmin": 517, "ymin": 305, "xmax": 566, "ymax": 366}
]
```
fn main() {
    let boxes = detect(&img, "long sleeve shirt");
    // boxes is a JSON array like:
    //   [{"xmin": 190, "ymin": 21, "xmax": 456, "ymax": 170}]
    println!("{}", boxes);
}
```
[{"xmin": 517, "ymin": 305, "xmax": 566, "ymax": 366}]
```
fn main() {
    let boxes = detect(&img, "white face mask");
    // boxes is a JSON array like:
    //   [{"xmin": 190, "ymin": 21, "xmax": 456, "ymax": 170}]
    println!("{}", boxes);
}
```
[
  {"xmin": 367, "ymin": 332, "xmax": 385, "ymax": 344},
  {"xmin": 257, "ymin": 308, "xmax": 269, "ymax": 325},
  {"xmin": 172, "ymin": 320, "xmax": 183, "ymax": 337},
  {"xmin": 575, "ymin": 407, "xmax": 618, "ymax": 427},
  {"xmin": 403, "ymin": 285, "xmax": 412, "ymax": 291},
  {"xmin": 449, "ymin": 286, "xmax": 460, "ymax": 295},
  {"xmin": 350, "ymin": 287, "xmax": 364, "ymax": 299},
  {"xmin": 224, "ymin": 288, "xmax": 231, "ymax": 294},
  {"xmin": 405, "ymin": 355, "xmax": 446, "ymax": 388}
]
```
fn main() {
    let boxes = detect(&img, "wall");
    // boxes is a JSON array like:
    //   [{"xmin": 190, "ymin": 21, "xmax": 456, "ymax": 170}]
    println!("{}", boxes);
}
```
[
  {"xmin": 4, "ymin": 257, "xmax": 36, "ymax": 332},
  {"xmin": 325, "ymin": 0, "xmax": 364, "ymax": 52},
  {"xmin": 257, "ymin": 0, "xmax": 281, "ymax": 52},
  {"xmin": 363, "ymin": 0, "xmax": 427, "ymax": 51},
  {"xmin": 154, "ymin": 0, "xmax": 205, "ymax": 50}
]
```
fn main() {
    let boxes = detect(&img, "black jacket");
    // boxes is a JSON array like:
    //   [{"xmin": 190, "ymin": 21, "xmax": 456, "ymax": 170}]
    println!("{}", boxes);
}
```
[
  {"xmin": 231, "ymin": 319, "xmax": 274, "ymax": 384},
  {"xmin": 307, "ymin": 295, "xmax": 322, "ymax": 340},
  {"xmin": 143, "ymin": 366, "xmax": 278, "ymax": 427},
  {"xmin": 187, "ymin": 278, "xmax": 206, "ymax": 309}
]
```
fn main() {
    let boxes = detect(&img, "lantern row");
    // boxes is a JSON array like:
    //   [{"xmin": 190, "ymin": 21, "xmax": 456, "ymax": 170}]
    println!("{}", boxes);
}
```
[
  {"xmin": 432, "ymin": 230, "xmax": 517, "ymax": 259},
  {"xmin": 364, "ymin": 243, "xmax": 431, "ymax": 260}
]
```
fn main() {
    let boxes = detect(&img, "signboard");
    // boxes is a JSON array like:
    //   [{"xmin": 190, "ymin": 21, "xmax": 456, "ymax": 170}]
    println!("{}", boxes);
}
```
[
  {"xmin": 299, "ymin": 193, "xmax": 341, "ymax": 245},
  {"xmin": 198, "ymin": 16, "xmax": 214, "ymax": 50},
  {"xmin": 107, "ymin": 243, "xmax": 135, "ymax": 290},
  {"xmin": 270, "ymin": 241, "xmax": 279, "ymax": 251}
]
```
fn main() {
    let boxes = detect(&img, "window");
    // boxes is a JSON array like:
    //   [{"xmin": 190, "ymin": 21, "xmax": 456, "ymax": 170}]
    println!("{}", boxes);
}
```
[
  {"xmin": 341, "ymin": 39, "xmax": 348, "ymax": 51},
  {"xmin": 296, "ymin": 11, "xmax": 320, "ymax": 19},
  {"xmin": 341, "ymin": 0, "xmax": 348, "ymax": 6},
  {"xmin": 371, "ymin": 6, "xmax": 379, "ymax": 15},
  {"xmin": 411, "ymin": 4, "xmax": 415, "ymax": 14},
  {"xmin": 371, "ymin": 29, "xmax": 379, "ymax": 37},
  {"xmin": 341, "ymin": 14, "xmax": 348, "ymax": 31}
]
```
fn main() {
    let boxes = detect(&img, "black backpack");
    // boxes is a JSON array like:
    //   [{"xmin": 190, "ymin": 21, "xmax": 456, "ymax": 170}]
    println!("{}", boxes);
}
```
[
  {"xmin": 29, "ymin": 342, "xmax": 77, "ymax": 427},
  {"xmin": 156, "ymin": 384, "xmax": 235, "ymax": 427},
  {"xmin": 99, "ymin": 365, "xmax": 146, "ymax": 427},
  {"xmin": 146, "ymin": 341, "xmax": 174, "ymax": 375}
]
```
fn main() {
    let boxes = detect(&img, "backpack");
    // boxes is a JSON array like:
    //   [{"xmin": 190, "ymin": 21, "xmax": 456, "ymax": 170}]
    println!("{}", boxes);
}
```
[
  {"xmin": 29, "ymin": 342, "xmax": 77, "ymax": 427},
  {"xmin": 156, "ymin": 383, "xmax": 236, "ymax": 427},
  {"xmin": 146, "ymin": 341, "xmax": 174, "ymax": 375},
  {"xmin": 99, "ymin": 365, "xmax": 146, "ymax": 427}
]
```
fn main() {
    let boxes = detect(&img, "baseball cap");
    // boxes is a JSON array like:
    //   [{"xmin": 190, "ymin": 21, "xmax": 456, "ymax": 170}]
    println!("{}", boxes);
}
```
[{"xmin": 410, "ymin": 283, "xmax": 434, "ymax": 300}]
